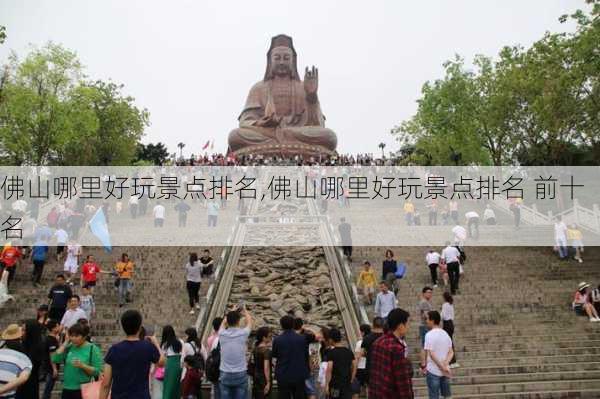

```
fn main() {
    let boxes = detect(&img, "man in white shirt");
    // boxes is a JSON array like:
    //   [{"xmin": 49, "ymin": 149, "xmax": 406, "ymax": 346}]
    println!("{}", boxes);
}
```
[
  {"xmin": 441, "ymin": 242, "xmax": 461, "ymax": 295},
  {"xmin": 374, "ymin": 282, "xmax": 397, "ymax": 320},
  {"xmin": 451, "ymin": 225, "xmax": 467, "ymax": 246},
  {"xmin": 425, "ymin": 250, "xmax": 441, "ymax": 288},
  {"xmin": 465, "ymin": 211, "xmax": 480, "ymax": 239},
  {"xmin": 483, "ymin": 205, "xmax": 496, "ymax": 225},
  {"xmin": 420, "ymin": 310, "xmax": 453, "ymax": 399},
  {"xmin": 60, "ymin": 295, "xmax": 88, "ymax": 329},
  {"xmin": 554, "ymin": 215, "xmax": 568, "ymax": 260},
  {"xmin": 153, "ymin": 201, "xmax": 166, "ymax": 228}
]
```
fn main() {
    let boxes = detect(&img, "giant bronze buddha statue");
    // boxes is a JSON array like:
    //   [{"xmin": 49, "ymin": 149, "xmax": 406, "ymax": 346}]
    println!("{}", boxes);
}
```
[{"xmin": 228, "ymin": 34, "xmax": 337, "ymax": 157}]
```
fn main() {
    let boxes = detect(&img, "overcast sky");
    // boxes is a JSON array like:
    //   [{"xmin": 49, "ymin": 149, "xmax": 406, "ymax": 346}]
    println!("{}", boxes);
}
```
[{"xmin": 0, "ymin": 0, "xmax": 585, "ymax": 157}]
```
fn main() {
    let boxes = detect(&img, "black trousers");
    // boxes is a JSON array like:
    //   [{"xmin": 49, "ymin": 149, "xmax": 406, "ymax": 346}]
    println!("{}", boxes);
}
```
[
  {"xmin": 277, "ymin": 380, "xmax": 306, "ymax": 399},
  {"xmin": 49, "ymin": 307, "xmax": 66, "ymax": 322},
  {"xmin": 443, "ymin": 319, "xmax": 457, "ymax": 364},
  {"xmin": 61, "ymin": 389, "xmax": 82, "ymax": 399},
  {"xmin": 342, "ymin": 246, "xmax": 353, "ymax": 258},
  {"xmin": 32, "ymin": 260, "xmax": 45, "ymax": 284},
  {"xmin": 428, "ymin": 263, "xmax": 438, "ymax": 285},
  {"xmin": 447, "ymin": 261, "xmax": 460, "ymax": 295},
  {"xmin": 186, "ymin": 281, "xmax": 201, "ymax": 308},
  {"xmin": 428, "ymin": 211, "xmax": 437, "ymax": 226}
]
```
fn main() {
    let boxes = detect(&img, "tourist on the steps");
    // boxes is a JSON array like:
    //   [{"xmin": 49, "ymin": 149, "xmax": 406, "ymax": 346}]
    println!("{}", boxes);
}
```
[
  {"xmin": 18, "ymin": 319, "xmax": 46, "ymax": 399},
  {"xmin": 200, "ymin": 249, "xmax": 215, "ymax": 278},
  {"xmin": 403, "ymin": 200, "xmax": 415, "ymax": 226},
  {"xmin": 207, "ymin": 200, "xmax": 220, "ymax": 227},
  {"xmin": 181, "ymin": 355, "xmax": 204, "ymax": 399},
  {"xmin": 357, "ymin": 261, "xmax": 376, "ymax": 304},
  {"xmin": 63, "ymin": 240, "xmax": 82, "ymax": 285},
  {"xmin": 0, "ymin": 324, "xmax": 33, "ymax": 398},
  {"xmin": 324, "ymin": 328, "xmax": 356, "ymax": 399},
  {"xmin": 42, "ymin": 320, "xmax": 60, "ymax": 399},
  {"xmin": 448, "ymin": 200, "xmax": 459, "ymax": 225},
  {"xmin": 413, "ymin": 208, "xmax": 421, "ymax": 226},
  {"xmin": 374, "ymin": 282, "xmax": 397, "ymax": 321},
  {"xmin": 185, "ymin": 253, "xmax": 203, "ymax": 315},
  {"xmin": 153, "ymin": 201, "xmax": 166, "ymax": 228},
  {"xmin": 47, "ymin": 274, "xmax": 73, "ymax": 323},
  {"xmin": 30, "ymin": 238, "xmax": 49, "ymax": 287},
  {"xmin": 80, "ymin": 286, "xmax": 96, "ymax": 322},
  {"xmin": 80, "ymin": 255, "xmax": 103, "ymax": 293},
  {"xmin": 360, "ymin": 317, "xmax": 384, "ymax": 388},
  {"xmin": 161, "ymin": 325, "xmax": 184, "ymax": 399},
  {"xmin": 568, "ymin": 224, "xmax": 584, "ymax": 263},
  {"xmin": 592, "ymin": 285, "xmax": 600, "ymax": 315},
  {"xmin": 368, "ymin": 308, "xmax": 413, "ymax": 399},
  {"xmin": 572, "ymin": 282, "xmax": 600, "ymax": 322},
  {"xmin": 204, "ymin": 317, "xmax": 223, "ymax": 399},
  {"xmin": 338, "ymin": 218, "xmax": 353, "ymax": 261},
  {"xmin": 0, "ymin": 243, "xmax": 22, "ymax": 287},
  {"xmin": 115, "ymin": 253, "xmax": 135, "ymax": 307},
  {"xmin": 352, "ymin": 324, "xmax": 371, "ymax": 399},
  {"xmin": 554, "ymin": 216, "xmax": 569, "ymax": 260},
  {"xmin": 465, "ymin": 210, "xmax": 480, "ymax": 239},
  {"xmin": 483, "ymin": 204, "xmax": 496, "ymax": 225},
  {"xmin": 250, "ymin": 326, "xmax": 272, "ymax": 399},
  {"xmin": 417, "ymin": 287, "xmax": 434, "ymax": 348},
  {"xmin": 425, "ymin": 250, "xmax": 441, "ymax": 288},
  {"xmin": 272, "ymin": 315, "xmax": 310, "ymax": 399},
  {"xmin": 218, "ymin": 308, "xmax": 253, "ymax": 399},
  {"xmin": 128, "ymin": 195, "xmax": 139, "ymax": 219},
  {"xmin": 60, "ymin": 295, "xmax": 88, "ymax": 330},
  {"xmin": 36, "ymin": 304, "xmax": 49, "ymax": 329},
  {"xmin": 509, "ymin": 198, "xmax": 521, "ymax": 229},
  {"xmin": 181, "ymin": 327, "xmax": 204, "ymax": 383},
  {"xmin": 421, "ymin": 311, "xmax": 453, "ymax": 399},
  {"xmin": 382, "ymin": 250, "xmax": 398, "ymax": 295},
  {"xmin": 175, "ymin": 199, "xmax": 192, "ymax": 228},
  {"xmin": 441, "ymin": 243, "xmax": 461, "ymax": 295},
  {"xmin": 441, "ymin": 292, "xmax": 458, "ymax": 369},
  {"xmin": 100, "ymin": 309, "xmax": 165, "ymax": 399},
  {"xmin": 427, "ymin": 199, "xmax": 438, "ymax": 226},
  {"xmin": 52, "ymin": 323, "xmax": 103, "ymax": 399}
]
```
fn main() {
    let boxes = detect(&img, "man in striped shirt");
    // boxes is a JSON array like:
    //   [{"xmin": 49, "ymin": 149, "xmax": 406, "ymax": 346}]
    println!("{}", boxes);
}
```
[{"xmin": 0, "ymin": 324, "xmax": 32, "ymax": 398}]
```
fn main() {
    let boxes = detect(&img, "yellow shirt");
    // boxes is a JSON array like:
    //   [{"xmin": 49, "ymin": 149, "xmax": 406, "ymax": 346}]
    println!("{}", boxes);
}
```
[
  {"xmin": 568, "ymin": 229, "xmax": 582, "ymax": 241},
  {"xmin": 403, "ymin": 202, "xmax": 415, "ymax": 214},
  {"xmin": 115, "ymin": 261, "xmax": 134, "ymax": 279},
  {"xmin": 357, "ymin": 269, "xmax": 377, "ymax": 288}
]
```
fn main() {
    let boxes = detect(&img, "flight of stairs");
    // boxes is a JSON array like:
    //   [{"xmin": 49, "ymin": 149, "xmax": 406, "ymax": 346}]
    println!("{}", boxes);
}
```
[{"xmin": 350, "ymin": 246, "xmax": 600, "ymax": 398}]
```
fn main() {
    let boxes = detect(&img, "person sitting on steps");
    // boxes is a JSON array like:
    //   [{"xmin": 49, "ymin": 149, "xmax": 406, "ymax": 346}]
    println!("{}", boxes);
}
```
[{"xmin": 573, "ymin": 282, "xmax": 600, "ymax": 322}]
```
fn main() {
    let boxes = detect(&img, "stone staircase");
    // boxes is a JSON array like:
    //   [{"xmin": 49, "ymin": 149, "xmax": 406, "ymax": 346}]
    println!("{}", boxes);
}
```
[
  {"xmin": 0, "ymin": 245, "xmax": 221, "ymax": 398},
  {"xmin": 350, "ymin": 246, "xmax": 600, "ymax": 398}
]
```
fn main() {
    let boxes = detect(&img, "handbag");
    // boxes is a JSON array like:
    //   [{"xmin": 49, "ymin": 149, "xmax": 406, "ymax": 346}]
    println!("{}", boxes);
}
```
[
  {"xmin": 154, "ymin": 366, "xmax": 165, "ymax": 381},
  {"xmin": 81, "ymin": 378, "xmax": 110, "ymax": 399},
  {"xmin": 114, "ymin": 277, "xmax": 120, "ymax": 288},
  {"xmin": 459, "ymin": 264, "xmax": 465, "ymax": 275}
]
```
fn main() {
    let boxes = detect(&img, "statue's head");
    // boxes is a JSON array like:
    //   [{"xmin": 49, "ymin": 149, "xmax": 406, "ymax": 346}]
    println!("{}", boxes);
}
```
[{"xmin": 264, "ymin": 34, "xmax": 300, "ymax": 81}]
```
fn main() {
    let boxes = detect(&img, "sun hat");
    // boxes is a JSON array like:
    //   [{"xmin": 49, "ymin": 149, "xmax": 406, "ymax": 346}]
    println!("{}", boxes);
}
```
[
  {"xmin": 578, "ymin": 282, "xmax": 591, "ymax": 292},
  {"xmin": 1, "ymin": 324, "xmax": 22, "ymax": 340}
]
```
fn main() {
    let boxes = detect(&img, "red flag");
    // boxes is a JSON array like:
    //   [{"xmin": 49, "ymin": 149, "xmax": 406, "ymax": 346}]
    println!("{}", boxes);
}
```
[{"xmin": 202, "ymin": 140, "xmax": 210, "ymax": 150}]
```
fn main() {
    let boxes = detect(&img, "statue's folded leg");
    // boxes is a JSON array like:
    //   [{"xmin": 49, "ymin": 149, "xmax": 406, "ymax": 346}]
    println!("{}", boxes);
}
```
[
  {"xmin": 228, "ymin": 127, "xmax": 277, "ymax": 153},
  {"xmin": 284, "ymin": 127, "xmax": 337, "ymax": 152}
]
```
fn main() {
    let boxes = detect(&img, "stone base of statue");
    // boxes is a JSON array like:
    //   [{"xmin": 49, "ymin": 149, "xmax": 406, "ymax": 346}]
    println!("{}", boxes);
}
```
[{"xmin": 231, "ymin": 142, "xmax": 336, "ymax": 158}]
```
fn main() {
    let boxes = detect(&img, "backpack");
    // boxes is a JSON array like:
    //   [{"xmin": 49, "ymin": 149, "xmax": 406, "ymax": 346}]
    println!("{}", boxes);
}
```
[
  {"xmin": 395, "ymin": 262, "xmax": 407, "ymax": 279},
  {"xmin": 205, "ymin": 342, "xmax": 221, "ymax": 383},
  {"xmin": 457, "ymin": 247, "xmax": 466, "ymax": 263},
  {"xmin": 189, "ymin": 342, "xmax": 205, "ymax": 371}
]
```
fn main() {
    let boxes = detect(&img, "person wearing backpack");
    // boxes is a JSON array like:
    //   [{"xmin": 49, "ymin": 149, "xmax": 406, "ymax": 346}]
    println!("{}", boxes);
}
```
[
  {"xmin": 181, "ymin": 355, "xmax": 204, "ymax": 399},
  {"xmin": 250, "ymin": 327, "xmax": 272, "ymax": 399},
  {"xmin": 182, "ymin": 328, "xmax": 204, "ymax": 379},
  {"xmin": 204, "ymin": 317, "xmax": 223, "ymax": 399}
]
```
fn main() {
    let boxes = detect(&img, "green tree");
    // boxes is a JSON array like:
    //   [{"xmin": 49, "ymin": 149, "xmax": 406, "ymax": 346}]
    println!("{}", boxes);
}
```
[
  {"xmin": 0, "ymin": 42, "xmax": 149, "ymax": 165},
  {"xmin": 135, "ymin": 142, "xmax": 169, "ymax": 165},
  {"xmin": 0, "ymin": 26, "xmax": 6, "ymax": 44}
]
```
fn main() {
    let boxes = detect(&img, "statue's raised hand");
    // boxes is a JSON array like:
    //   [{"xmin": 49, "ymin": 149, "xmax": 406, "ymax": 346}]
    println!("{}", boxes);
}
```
[{"xmin": 304, "ymin": 66, "xmax": 319, "ymax": 97}]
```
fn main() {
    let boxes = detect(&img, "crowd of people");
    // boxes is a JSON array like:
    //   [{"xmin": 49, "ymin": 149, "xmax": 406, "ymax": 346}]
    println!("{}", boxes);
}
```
[{"xmin": 173, "ymin": 152, "xmax": 388, "ymax": 167}]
